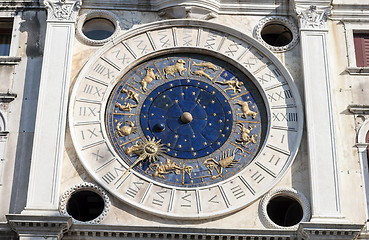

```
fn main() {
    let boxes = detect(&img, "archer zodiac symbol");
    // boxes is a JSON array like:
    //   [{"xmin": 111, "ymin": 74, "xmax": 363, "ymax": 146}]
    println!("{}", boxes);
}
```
[
  {"xmin": 116, "ymin": 121, "xmax": 137, "ymax": 137},
  {"xmin": 235, "ymin": 122, "xmax": 257, "ymax": 147},
  {"xmin": 139, "ymin": 67, "xmax": 159, "ymax": 92},
  {"xmin": 236, "ymin": 100, "xmax": 258, "ymax": 119},
  {"xmin": 215, "ymin": 76, "xmax": 244, "ymax": 95},
  {"xmin": 203, "ymin": 148, "xmax": 244, "ymax": 180},
  {"xmin": 162, "ymin": 59, "xmax": 187, "ymax": 78}
]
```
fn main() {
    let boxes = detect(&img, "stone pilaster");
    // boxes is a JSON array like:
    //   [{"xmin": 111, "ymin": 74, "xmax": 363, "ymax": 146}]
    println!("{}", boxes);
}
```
[
  {"xmin": 22, "ymin": 0, "xmax": 80, "ymax": 215},
  {"xmin": 295, "ymin": 4, "xmax": 345, "ymax": 222}
]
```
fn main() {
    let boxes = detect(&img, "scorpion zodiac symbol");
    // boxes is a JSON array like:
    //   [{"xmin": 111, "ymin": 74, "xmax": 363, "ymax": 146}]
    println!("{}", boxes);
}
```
[{"xmin": 203, "ymin": 147, "xmax": 244, "ymax": 180}]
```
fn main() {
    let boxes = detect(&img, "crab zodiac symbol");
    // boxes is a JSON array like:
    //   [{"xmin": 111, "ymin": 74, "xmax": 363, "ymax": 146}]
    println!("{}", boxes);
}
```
[{"xmin": 116, "ymin": 121, "xmax": 137, "ymax": 137}]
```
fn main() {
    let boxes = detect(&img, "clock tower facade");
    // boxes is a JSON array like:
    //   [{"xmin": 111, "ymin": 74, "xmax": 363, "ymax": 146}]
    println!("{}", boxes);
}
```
[{"xmin": 1, "ymin": 0, "xmax": 369, "ymax": 239}]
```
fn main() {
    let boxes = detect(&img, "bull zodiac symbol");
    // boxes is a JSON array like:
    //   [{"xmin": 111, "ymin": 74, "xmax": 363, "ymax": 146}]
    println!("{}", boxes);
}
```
[{"xmin": 203, "ymin": 147, "xmax": 243, "ymax": 180}]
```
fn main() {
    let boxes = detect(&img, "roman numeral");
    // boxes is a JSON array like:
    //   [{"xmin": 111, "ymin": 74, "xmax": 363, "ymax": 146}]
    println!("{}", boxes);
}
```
[
  {"xmin": 83, "ymin": 84, "xmax": 103, "ymax": 96},
  {"xmin": 267, "ymin": 89, "xmax": 292, "ymax": 102},
  {"xmin": 204, "ymin": 31, "xmax": 218, "ymax": 49},
  {"xmin": 79, "ymin": 106, "xmax": 97, "ymax": 116},
  {"xmin": 158, "ymin": 30, "xmax": 170, "ymax": 47},
  {"xmin": 152, "ymin": 190, "xmax": 167, "ymax": 206},
  {"xmin": 81, "ymin": 128, "xmax": 98, "ymax": 140},
  {"xmin": 135, "ymin": 39, "xmax": 149, "ymax": 54},
  {"xmin": 180, "ymin": 194, "xmax": 192, "ymax": 207},
  {"xmin": 231, "ymin": 185, "xmax": 245, "ymax": 199},
  {"xmin": 183, "ymin": 28, "xmax": 193, "ymax": 46},
  {"xmin": 93, "ymin": 64, "xmax": 114, "ymax": 79},
  {"xmin": 102, "ymin": 172, "xmax": 115, "ymax": 184},
  {"xmin": 269, "ymin": 155, "xmax": 281, "ymax": 166},
  {"xmin": 208, "ymin": 195, "xmax": 219, "ymax": 204},
  {"xmin": 225, "ymin": 40, "xmax": 240, "ymax": 56},
  {"xmin": 126, "ymin": 180, "xmax": 144, "ymax": 198},
  {"xmin": 251, "ymin": 171, "xmax": 265, "ymax": 184},
  {"xmin": 272, "ymin": 112, "xmax": 297, "ymax": 122},
  {"xmin": 111, "ymin": 49, "xmax": 131, "ymax": 65}
]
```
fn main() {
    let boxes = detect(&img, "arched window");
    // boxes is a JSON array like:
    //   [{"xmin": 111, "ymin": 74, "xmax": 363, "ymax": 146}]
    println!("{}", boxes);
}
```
[{"xmin": 356, "ymin": 119, "xmax": 369, "ymax": 220}]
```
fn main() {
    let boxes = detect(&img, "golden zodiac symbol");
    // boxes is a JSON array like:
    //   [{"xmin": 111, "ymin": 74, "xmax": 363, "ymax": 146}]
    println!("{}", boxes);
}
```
[
  {"xmin": 147, "ymin": 158, "xmax": 193, "ymax": 179},
  {"xmin": 236, "ymin": 100, "xmax": 258, "ymax": 119},
  {"xmin": 139, "ymin": 67, "xmax": 159, "ymax": 92},
  {"xmin": 203, "ymin": 147, "xmax": 243, "ymax": 180},
  {"xmin": 192, "ymin": 61, "xmax": 218, "ymax": 71},
  {"xmin": 124, "ymin": 141, "xmax": 141, "ymax": 156},
  {"xmin": 235, "ymin": 122, "xmax": 257, "ymax": 147},
  {"xmin": 191, "ymin": 69, "xmax": 212, "ymax": 80},
  {"xmin": 115, "ymin": 102, "xmax": 137, "ymax": 112},
  {"xmin": 116, "ymin": 121, "xmax": 137, "ymax": 137},
  {"xmin": 121, "ymin": 88, "xmax": 140, "ymax": 104},
  {"xmin": 163, "ymin": 59, "xmax": 187, "ymax": 78},
  {"xmin": 121, "ymin": 137, "xmax": 165, "ymax": 180},
  {"xmin": 215, "ymin": 77, "xmax": 244, "ymax": 95}
]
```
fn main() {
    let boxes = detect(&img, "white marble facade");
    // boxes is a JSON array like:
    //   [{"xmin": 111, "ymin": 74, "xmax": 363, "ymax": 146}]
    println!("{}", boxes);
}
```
[{"xmin": 1, "ymin": 0, "xmax": 369, "ymax": 239}]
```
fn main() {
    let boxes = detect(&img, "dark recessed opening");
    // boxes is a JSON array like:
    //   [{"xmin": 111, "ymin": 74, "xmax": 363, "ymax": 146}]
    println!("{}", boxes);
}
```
[
  {"xmin": 266, "ymin": 196, "xmax": 303, "ymax": 227},
  {"xmin": 66, "ymin": 190, "xmax": 104, "ymax": 222},
  {"xmin": 82, "ymin": 18, "xmax": 115, "ymax": 41},
  {"xmin": 0, "ymin": 18, "xmax": 13, "ymax": 56},
  {"xmin": 261, "ymin": 23, "xmax": 293, "ymax": 47}
]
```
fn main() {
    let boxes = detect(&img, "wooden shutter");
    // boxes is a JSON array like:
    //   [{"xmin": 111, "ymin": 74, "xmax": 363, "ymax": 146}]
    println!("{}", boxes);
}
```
[{"xmin": 354, "ymin": 33, "xmax": 369, "ymax": 67}]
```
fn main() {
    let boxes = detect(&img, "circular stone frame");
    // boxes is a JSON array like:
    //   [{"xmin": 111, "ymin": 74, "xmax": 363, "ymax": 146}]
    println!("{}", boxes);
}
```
[
  {"xmin": 254, "ymin": 16, "xmax": 299, "ymax": 53},
  {"xmin": 69, "ymin": 19, "xmax": 304, "ymax": 219},
  {"xmin": 59, "ymin": 182, "xmax": 111, "ymax": 224},
  {"xmin": 259, "ymin": 187, "xmax": 311, "ymax": 229},
  {"xmin": 76, "ymin": 10, "xmax": 121, "ymax": 46}
]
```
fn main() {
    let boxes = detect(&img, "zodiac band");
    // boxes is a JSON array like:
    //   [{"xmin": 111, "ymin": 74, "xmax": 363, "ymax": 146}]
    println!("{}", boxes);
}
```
[{"xmin": 106, "ymin": 56, "xmax": 264, "ymax": 187}]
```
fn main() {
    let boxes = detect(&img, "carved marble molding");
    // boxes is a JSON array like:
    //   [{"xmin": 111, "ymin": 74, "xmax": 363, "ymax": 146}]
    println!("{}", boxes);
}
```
[
  {"xmin": 59, "ymin": 182, "xmax": 111, "ymax": 224},
  {"xmin": 296, "ymin": 5, "xmax": 331, "ymax": 30},
  {"xmin": 6, "ymin": 214, "xmax": 72, "ymax": 239},
  {"xmin": 297, "ymin": 222, "xmax": 363, "ymax": 240},
  {"xmin": 348, "ymin": 104, "xmax": 369, "ymax": 132},
  {"xmin": 44, "ymin": 0, "xmax": 81, "ymax": 22},
  {"xmin": 158, "ymin": 6, "xmax": 217, "ymax": 20},
  {"xmin": 254, "ymin": 16, "xmax": 299, "ymax": 52},
  {"xmin": 259, "ymin": 187, "xmax": 311, "ymax": 230}
]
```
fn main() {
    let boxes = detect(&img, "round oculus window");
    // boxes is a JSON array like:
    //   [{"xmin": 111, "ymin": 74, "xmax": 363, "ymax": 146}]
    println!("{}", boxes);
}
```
[{"xmin": 82, "ymin": 18, "xmax": 115, "ymax": 41}]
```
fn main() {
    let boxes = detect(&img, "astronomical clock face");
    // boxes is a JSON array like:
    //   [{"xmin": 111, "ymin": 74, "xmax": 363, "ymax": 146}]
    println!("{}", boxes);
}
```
[{"xmin": 69, "ymin": 20, "xmax": 303, "ymax": 219}]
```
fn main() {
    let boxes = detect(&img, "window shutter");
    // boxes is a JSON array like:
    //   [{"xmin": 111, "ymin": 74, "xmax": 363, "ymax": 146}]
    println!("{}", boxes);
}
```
[{"xmin": 354, "ymin": 33, "xmax": 369, "ymax": 67}]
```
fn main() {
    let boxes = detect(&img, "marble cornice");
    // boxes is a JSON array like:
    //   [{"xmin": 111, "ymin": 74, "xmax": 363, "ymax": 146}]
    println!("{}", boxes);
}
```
[
  {"xmin": 81, "ymin": 0, "xmax": 294, "ymax": 16},
  {"xmin": 330, "ymin": 4, "xmax": 369, "ymax": 21}
]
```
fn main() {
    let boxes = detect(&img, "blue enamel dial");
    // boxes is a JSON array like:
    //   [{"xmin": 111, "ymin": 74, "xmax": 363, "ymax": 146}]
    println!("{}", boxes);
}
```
[
  {"xmin": 105, "ymin": 54, "xmax": 267, "ymax": 188},
  {"xmin": 140, "ymin": 80, "xmax": 233, "ymax": 159}
]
